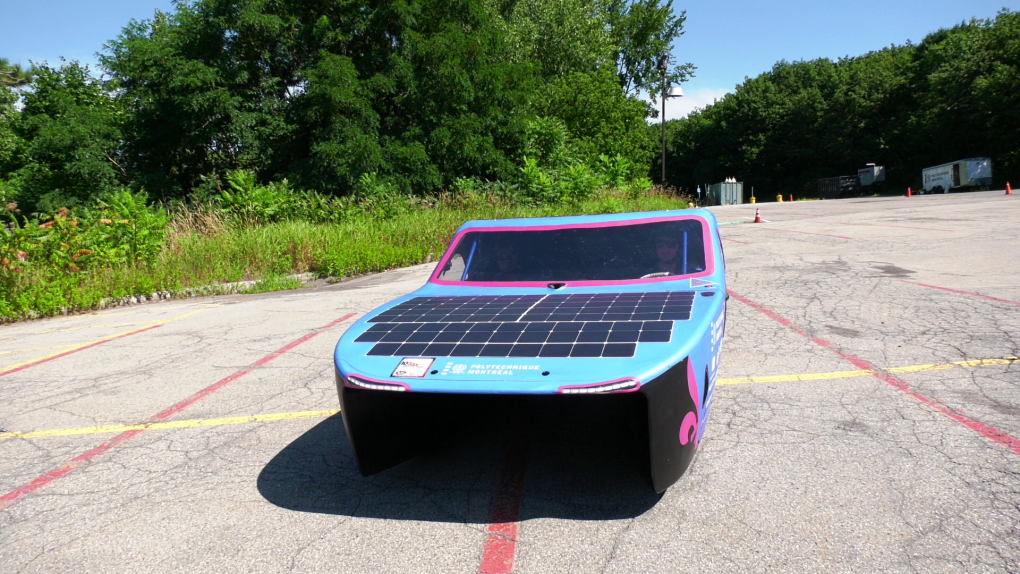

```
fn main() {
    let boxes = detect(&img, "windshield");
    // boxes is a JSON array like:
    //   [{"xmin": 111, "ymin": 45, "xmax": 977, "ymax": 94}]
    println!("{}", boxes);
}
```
[{"xmin": 434, "ymin": 218, "xmax": 708, "ymax": 283}]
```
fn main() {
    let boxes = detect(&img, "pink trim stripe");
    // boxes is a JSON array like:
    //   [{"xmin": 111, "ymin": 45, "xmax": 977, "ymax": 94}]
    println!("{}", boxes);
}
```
[
  {"xmin": 479, "ymin": 438, "xmax": 529, "ymax": 574},
  {"xmin": 0, "ymin": 324, "xmax": 162, "ymax": 379},
  {"xmin": 0, "ymin": 313, "xmax": 357, "ymax": 511},
  {"xmin": 431, "ymin": 215, "xmax": 716, "ymax": 288},
  {"xmin": 727, "ymin": 290, "xmax": 1020, "ymax": 456},
  {"xmin": 902, "ymin": 281, "xmax": 1020, "ymax": 307}
]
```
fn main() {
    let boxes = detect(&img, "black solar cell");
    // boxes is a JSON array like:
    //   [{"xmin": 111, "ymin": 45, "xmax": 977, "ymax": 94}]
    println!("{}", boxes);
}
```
[
  {"xmin": 509, "ymin": 344, "xmax": 542, "ymax": 357},
  {"xmin": 517, "ymin": 331, "xmax": 550, "ymax": 343},
  {"xmin": 362, "ymin": 293, "xmax": 688, "ymax": 358},
  {"xmin": 539, "ymin": 344, "xmax": 572, "ymax": 357}
]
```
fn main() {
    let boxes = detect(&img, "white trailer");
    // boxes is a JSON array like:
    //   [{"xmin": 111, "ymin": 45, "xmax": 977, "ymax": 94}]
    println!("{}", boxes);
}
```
[
  {"xmin": 857, "ymin": 164, "xmax": 885, "ymax": 187},
  {"xmin": 921, "ymin": 158, "xmax": 992, "ymax": 194}
]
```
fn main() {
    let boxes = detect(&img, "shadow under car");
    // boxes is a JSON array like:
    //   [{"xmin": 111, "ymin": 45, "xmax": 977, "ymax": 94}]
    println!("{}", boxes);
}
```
[{"xmin": 257, "ymin": 395, "xmax": 663, "ymax": 523}]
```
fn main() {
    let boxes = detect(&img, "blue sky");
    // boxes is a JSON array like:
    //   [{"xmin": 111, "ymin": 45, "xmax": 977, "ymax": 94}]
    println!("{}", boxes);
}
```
[
  {"xmin": 667, "ymin": 0, "xmax": 1019, "ymax": 118},
  {"xmin": 2, "ymin": 0, "xmax": 1017, "ymax": 118}
]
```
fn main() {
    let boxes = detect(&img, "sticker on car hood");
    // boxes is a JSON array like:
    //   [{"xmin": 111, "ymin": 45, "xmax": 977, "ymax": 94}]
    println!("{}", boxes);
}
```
[
  {"xmin": 439, "ymin": 362, "xmax": 542, "ymax": 376},
  {"xmin": 391, "ymin": 357, "xmax": 434, "ymax": 378}
]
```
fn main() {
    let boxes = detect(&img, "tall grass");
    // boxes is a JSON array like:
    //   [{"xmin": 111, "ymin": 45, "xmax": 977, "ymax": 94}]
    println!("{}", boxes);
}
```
[
  {"xmin": 0, "ymin": 188, "xmax": 687, "ymax": 321},
  {"xmin": 162, "ymin": 189, "xmax": 687, "ymax": 282}
]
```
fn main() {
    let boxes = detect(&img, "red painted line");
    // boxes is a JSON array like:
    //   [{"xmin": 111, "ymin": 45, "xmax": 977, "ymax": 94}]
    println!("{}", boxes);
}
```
[
  {"xmin": 902, "ymin": 281, "xmax": 1020, "ymax": 307},
  {"xmin": 843, "ymin": 223, "xmax": 956, "ymax": 232},
  {"xmin": 725, "ymin": 291, "xmax": 806, "ymax": 337},
  {"xmin": 722, "ymin": 238, "xmax": 751, "ymax": 245},
  {"xmin": 479, "ymin": 439, "xmax": 529, "ymax": 574},
  {"xmin": 763, "ymin": 228, "xmax": 853, "ymax": 240},
  {"xmin": 727, "ymin": 290, "xmax": 1020, "ymax": 457},
  {"xmin": 149, "ymin": 370, "xmax": 253, "ymax": 422},
  {"xmin": 0, "ymin": 430, "xmax": 145, "ymax": 508},
  {"xmin": 0, "ymin": 324, "xmax": 162, "ymax": 379},
  {"xmin": 0, "ymin": 313, "xmax": 357, "ymax": 511}
]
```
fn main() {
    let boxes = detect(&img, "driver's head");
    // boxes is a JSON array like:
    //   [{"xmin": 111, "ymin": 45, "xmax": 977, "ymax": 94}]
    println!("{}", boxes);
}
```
[
  {"xmin": 496, "ymin": 242, "xmax": 520, "ymax": 274},
  {"xmin": 655, "ymin": 232, "xmax": 681, "ymax": 264}
]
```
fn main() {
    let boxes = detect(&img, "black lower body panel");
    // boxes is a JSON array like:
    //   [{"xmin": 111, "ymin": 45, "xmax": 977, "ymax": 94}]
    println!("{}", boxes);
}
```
[
  {"xmin": 336, "ymin": 371, "xmax": 476, "ymax": 476},
  {"xmin": 640, "ymin": 357, "xmax": 700, "ymax": 493},
  {"xmin": 337, "ymin": 360, "xmax": 702, "ymax": 492}
]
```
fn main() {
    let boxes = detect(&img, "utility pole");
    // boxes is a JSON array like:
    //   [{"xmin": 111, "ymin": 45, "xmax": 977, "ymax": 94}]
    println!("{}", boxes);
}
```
[
  {"xmin": 659, "ymin": 55, "xmax": 668, "ymax": 187},
  {"xmin": 657, "ymin": 54, "xmax": 683, "ymax": 189}
]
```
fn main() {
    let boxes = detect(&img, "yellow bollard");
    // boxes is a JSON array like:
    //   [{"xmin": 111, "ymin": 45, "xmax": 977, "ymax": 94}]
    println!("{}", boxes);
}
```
[
  {"xmin": 750, "ymin": 196, "xmax": 756, "ymax": 204},
  {"xmin": 777, "ymin": 194, "xmax": 783, "ymax": 203}
]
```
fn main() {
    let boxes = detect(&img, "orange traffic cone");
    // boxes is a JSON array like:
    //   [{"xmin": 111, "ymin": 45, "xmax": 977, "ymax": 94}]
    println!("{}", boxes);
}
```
[
  {"xmin": 1007, "ymin": 182, "xmax": 1013, "ymax": 195},
  {"xmin": 907, "ymin": 187, "xmax": 912, "ymax": 197},
  {"xmin": 789, "ymin": 194, "xmax": 793, "ymax": 202},
  {"xmin": 753, "ymin": 208, "xmax": 761, "ymax": 224}
]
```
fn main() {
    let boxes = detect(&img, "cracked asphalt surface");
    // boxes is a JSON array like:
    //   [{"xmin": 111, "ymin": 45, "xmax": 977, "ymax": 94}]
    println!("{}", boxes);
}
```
[{"xmin": 2, "ymin": 190, "xmax": 1018, "ymax": 573}]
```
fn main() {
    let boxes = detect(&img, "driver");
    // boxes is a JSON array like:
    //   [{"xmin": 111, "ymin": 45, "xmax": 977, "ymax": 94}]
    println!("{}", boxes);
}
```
[
  {"xmin": 494, "ymin": 242, "xmax": 523, "ymax": 281},
  {"xmin": 652, "ymin": 231, "xmax": 682, "ymax": 275}
]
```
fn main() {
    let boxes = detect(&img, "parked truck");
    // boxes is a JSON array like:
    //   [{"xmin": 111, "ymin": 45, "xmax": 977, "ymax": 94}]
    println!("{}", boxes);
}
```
[
  {"xmin": 817, "ymin": 175, "xmax": 861, "ymax": 199},
  {"xmin": 857, "ymin": 164, "xmax": 885, "ymax": 193},
  {"xmin": 921, "ymin": 158, "xmax": 992, "ymax": 194}
]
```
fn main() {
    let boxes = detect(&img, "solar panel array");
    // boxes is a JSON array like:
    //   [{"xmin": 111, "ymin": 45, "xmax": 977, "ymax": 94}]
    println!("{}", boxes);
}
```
[{"xmin": 358, "ymin": 292, "xmax": 694, "ymax": 358}]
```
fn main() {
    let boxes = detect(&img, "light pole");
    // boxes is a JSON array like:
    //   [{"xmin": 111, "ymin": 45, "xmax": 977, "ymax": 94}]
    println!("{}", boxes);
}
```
[{"xmin": 657, "ymin": 55, "xmax": 683, "ymax": 188}]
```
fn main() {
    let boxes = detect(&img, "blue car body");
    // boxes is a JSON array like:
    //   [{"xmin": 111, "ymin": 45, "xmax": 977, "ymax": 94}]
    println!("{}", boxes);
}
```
[{"xmin": 334, "ymin": 209, "xmax": 726, "ymax": 492}]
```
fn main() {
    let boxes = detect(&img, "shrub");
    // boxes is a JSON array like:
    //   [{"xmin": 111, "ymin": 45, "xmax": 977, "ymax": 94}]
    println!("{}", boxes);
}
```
[
  {"xmin": 91, "ymin": 189, "xmax": 169, "ymax": 266},
  {"xmin": 595, "ymin": 154, "xmax": 632, "ymax": 189},
  {"xmin": 561, "ymin": 162, "xmax": 599, "ymax": 203},
  {"xmin": 625, "ymin": 177, "xmax": 654, "ymax": 200},
  {"xmin": 219, "ymin": 169, "xmax": 292, "ymax": 225}
]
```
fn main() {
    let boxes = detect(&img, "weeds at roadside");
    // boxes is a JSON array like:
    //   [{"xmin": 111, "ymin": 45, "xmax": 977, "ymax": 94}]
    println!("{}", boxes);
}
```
[
  {"xmin": 241, "ymin": 275, "xmax": 305, "ymax": 295},
  {"xmin": 1, "ymin": 176, "xmax": 688, "ymax": 323}
]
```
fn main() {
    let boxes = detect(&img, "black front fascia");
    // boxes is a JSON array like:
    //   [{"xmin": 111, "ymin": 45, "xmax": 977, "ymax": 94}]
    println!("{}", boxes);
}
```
[
  {"xmin": 640, "ymin": 357, "xmax": 699, "ymax": 493},
  {"xmin": 336, "ymin": 370, "xmax": 472, "ymax": 476}
]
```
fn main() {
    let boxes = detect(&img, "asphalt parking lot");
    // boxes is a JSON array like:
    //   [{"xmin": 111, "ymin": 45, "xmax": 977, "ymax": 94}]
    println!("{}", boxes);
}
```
[{"xmin": 2, "ymin": 190, "xmax": 1018, "ymax": 573}]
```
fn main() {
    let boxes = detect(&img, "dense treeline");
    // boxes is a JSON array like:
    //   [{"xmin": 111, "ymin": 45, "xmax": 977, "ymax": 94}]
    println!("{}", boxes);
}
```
[
  {"xmin": 0, "ymin": 0, "xmax": 695, "ymax": 320},
  {"xmin": 1, "ymin": 0, "xmax": 690, "ymax": 213},
  {"xmin": 656, "ymin": 10, "xmax": 1020, "ymax": 198}
]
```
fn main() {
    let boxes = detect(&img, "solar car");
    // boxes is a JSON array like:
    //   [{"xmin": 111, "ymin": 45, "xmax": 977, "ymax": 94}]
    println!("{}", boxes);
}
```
[{"xmin": 333, "ymin": 209, "xmax": 727, "ymax": 492}]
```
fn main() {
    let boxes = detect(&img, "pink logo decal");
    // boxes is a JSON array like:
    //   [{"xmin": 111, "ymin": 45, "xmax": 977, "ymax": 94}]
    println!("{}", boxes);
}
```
[
  {"xmin": 679, "ymin": 360, "xmax": 701, "ymax": 447},
  {"xmin": 680, "ymin": 412, "xmax": 698, "ymax": 445}
]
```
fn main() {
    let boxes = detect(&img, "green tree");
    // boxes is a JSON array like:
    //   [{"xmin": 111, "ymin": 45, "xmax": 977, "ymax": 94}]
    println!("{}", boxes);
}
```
[
  {"xmin": 103, "ymin": 0, "xmax": 538, "ymax": 197},
  {"xmin": 606, "ymin": 0, "xmax": 694, "ymax": 96},
  {"xmin": 487, "ymin": 0, "xmax": 615, "ymax": 77},
  {"xmin": 533, "ymin": 67, "xmax": 651, "ymax": 172},
  {"xmin": 0, "ymin": 58, "xmax": 28, "ymax": 179},
  {"xmin": 659, "ymin": 10, "xmax": 1019, "ymax": 196},
  {"xmin": 7, "ymin": 62, "xmax": 128, "ymax": 212}
]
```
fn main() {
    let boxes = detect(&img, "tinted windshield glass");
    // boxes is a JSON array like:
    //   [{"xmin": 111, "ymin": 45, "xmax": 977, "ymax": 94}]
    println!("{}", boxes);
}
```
[{"xmin": 436, "ymin": 219, "xmax": 707, "ymax": 282}]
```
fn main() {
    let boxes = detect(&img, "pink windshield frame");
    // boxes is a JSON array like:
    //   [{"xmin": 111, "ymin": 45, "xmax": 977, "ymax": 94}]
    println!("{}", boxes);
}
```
[{"xmin": 428, "ymin": 215, "xmax": 715, "ymax": 288}]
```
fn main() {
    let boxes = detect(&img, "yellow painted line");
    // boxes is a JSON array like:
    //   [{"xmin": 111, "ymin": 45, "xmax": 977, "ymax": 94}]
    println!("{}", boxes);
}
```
[
  {"xmin": 29, "ymin": 304, "xmax": 221, "ymax": 334},
  {"xmin": 717, "ymin": 369, "xmax": 872, "ymax": 385},
  {"xmin": 717, "ymin": 357, "xmax": 1018, "ymax": 386},
  {"xmin": 26, "ymin": 309, "xmax": 142, "ymax": 322},
  {"xmin": 0, "ymin": 306, "xmax": 218, "ymax": 376},
  {"xmin": 30, "ymin": 321, "xmax": 166, "ymax": 335},
  {"xmin": 887, "ymin": 357, "xmax": 1018, "ymax": 373},
  {"xmin": 0, "ymin": 409, "xmax": 339, "ymax": 440},
  {"xmin": 0, "ymin": 343, "xmax": 80, "ymax": 357},
  {"xmin": 2, "ymin": 357, "xmax": 1016, "ymax": 441}
]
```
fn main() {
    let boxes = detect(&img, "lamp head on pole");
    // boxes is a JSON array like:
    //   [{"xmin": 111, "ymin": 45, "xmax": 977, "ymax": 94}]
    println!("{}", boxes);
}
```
[
  {"xmin": 666, "ymin": 86, "xmax": 684, "ymax": 98},
  {"xmin": 657, "ymin": 54, "xmax": 670, "ymax": 75}
]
